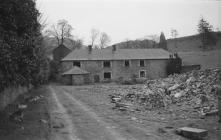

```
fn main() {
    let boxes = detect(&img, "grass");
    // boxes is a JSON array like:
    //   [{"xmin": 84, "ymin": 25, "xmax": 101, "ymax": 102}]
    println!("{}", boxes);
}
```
[{"xmin": 178, "ymin": 50, "xmax": 221, "ymax": 69}]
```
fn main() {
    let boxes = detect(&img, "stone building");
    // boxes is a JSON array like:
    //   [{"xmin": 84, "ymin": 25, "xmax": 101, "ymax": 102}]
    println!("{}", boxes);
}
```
[
  {"xmin": 62, "ymin": 66, "xmax": 90, "ymax": 85},
  {"xmin": 61, "ymin": 46, "xmax": 170, "ymax": 84}
]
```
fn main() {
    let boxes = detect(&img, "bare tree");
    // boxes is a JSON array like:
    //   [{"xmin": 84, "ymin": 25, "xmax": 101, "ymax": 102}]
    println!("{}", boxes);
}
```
[
  {"xmin": 46, "ymin": 19, "xmax": 73, "ymax": 46},
  {"xmin": 90, "ymin": 28, "xmax": 99, "ymax": 47},
  {"xmin": 171, "ymin": 29, "xmax": 178, "ymax": 48},
  {"xmin": 99, "ymin": 32, "xmax": 111, "ymax": 49},
  {"xmin": 69, "ymin": 38, "xmax": 83, "ymax": 49}
]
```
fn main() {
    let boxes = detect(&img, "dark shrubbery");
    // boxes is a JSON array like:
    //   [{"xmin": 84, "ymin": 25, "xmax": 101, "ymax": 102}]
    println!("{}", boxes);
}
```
[
  {"xmin": 167, "ymin": 53, "xmax": 182, "ymax": 75},
  {"xmin": 0, "ymin": 0, "xmax": 49, "ymax": 91}
]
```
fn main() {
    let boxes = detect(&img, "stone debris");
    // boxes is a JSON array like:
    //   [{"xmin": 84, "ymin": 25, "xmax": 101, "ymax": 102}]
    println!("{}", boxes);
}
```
[
  {"xmin": 109, "ymin": 69, "xmax": 221, "ymax": 115},
  {"xmin": 39, "ymin": 119, "xmax": 48, "ymax": 124},
  {"xmin": 18, "ymin": 104, "xmax": 27, "ymax": 109},
  {"xmin": 53, "ymin": 123, "xmax": 65, "ymax": 129},
  {"xmin": 175, "ymin": 127, "xmax": 208, "ymax": 140},
  {"xmin": 28, "ymin": 95, "xmax": 44, "ymax": 102}
]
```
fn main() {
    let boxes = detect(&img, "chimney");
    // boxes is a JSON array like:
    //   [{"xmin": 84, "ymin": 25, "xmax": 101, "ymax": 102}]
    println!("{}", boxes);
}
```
[
  {"xmin": 112, "ymin": 45, "xmax": 116, "ymax": 52},
  {"xmin": 88, "ymin": 45, "xmax": 92, "ymax": 54}
]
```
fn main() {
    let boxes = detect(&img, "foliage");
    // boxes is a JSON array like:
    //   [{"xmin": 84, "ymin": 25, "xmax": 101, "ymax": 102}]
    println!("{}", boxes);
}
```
[
  {"xmin": 0, "ymin": 0, "xmax": 49, "ymax": 91},
  {"xmin": 159, "ymin": 32, "xmax": 167, "ymax": 50},
  {"xmin": 166, "ymin": 53, "xmax": 182, "ymax": 75},
  {"xmin": 146, "ymin": 34, "xmax": 160, "ymax": 48},
  {"xmin": 197, "ymin": 17, "xmax": 217, "ymax": 49},
  {"xmin": 49, "ymin": 60, "xmax": 60, "ymax": 81}
]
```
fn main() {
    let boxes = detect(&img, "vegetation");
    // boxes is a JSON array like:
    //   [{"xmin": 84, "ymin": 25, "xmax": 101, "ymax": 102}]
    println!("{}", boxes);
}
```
[
  {"xmin": 46, "ymin": 19, "xmax": 73, "ymax": 46},
  {"xmin": 166, "ymin": 53, "xmax": 182, "ymax": 75},
  {"xmin": 159, "ymin": 32, "xmax": 167, "ymax": 50},
  {"xmin": 0, "ymin": 0, "xmax": 49, "ymax": 91},
  {"xmin": 99, "ymin": 32, "xmax": 111, "ymax": 49},
  {"xmin": 90, "ymin": 28, "xmax": 99, "ymax": 48},
  {"xmin": 197, "ymin": 17, "xmax": 217, "ymax": 50}
]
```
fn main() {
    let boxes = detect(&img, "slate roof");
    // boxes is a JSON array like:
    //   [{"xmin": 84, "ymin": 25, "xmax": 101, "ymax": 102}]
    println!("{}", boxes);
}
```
[
  {"xmin": 62, "ymin": 66, "xmax": 90, "ymax": 75},
  {"xmin": 62, "ymin": 48, "xmax": 170, "ymax": 61}
]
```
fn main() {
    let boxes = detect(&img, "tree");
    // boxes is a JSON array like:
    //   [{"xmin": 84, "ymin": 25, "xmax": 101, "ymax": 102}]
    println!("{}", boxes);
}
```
[
  {"xmin": 171, "ymin": 29, "xmax": 178, "ymax": 48},
  {"xmin": 167, "ymin": 53, "xmax": 182, "ymax": 75},
  {"xmin": 70, "ymin": 38, "xmax": 83, "ymax": 49},
  {"xmin": 46, "ymin": 19, "xmax": 73, "ymax": 46},
  {"xmin": 0, "ymin": 0, "xmax": 49, "ymax": 90},
  {"xmin": 99, "ymin": 32, "xmax": 111, "ymax": 49},
  {"xmin": 159, "ymin": 32, "xmax": 167, "ymax": 50},
  {"xmin": 90, "ymin": 28, "xmax": 99, "ymax": 47},
  {"xmin": 197, "ymin": 17, "xmax": 216, "ymax": 49},
  {"xmin": 146, "ymin": 34, "xmax": 160, "ymax": 48}
]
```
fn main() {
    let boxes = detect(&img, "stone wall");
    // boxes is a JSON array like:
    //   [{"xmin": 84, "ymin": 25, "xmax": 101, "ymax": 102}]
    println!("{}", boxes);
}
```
[
  {"xmin": 61, "ymin": 59, "xmax": 169, "ymax": 82},
  {"xmin": 0, "ymin": 86, "xmax": 28, "ymax": 111}
]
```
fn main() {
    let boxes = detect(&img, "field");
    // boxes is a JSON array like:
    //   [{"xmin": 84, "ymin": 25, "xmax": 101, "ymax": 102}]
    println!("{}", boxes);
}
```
[
  {"xmin": 178, "ymin": 50, "xmax": 221, "ymax": 69},
  {"xmin": 167, "ymin": 32, "xmax": 221, "ymax": 70}
]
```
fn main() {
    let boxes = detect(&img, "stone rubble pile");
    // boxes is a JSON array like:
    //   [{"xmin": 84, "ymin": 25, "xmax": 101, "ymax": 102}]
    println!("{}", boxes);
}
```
[{"xmin": 110, "ymin": 69, "xmax": 221, "ymax": 114}]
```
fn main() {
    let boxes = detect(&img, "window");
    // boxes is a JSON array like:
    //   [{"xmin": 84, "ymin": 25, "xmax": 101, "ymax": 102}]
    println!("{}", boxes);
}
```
[
  {"xmin": 124, "ymin": 60, "xmax": 130, "ymax": 67},
  {"xmin": 103, "ymin": 61, "xmax": 111, "ymax": 68},
  {"xmin": 139, "ymin": 70, "xmax": 146, "ymax": 78},
  {"xmin": 104, "ymin": 72, "xmax": 111, "ymax": 79},
  {"xmin": 73, "ymin": 61, "xmax": 81, "ymax": 67},
  {"xmin": 140, "ymin": 60, "xmax": 145, "ymax": 67}
]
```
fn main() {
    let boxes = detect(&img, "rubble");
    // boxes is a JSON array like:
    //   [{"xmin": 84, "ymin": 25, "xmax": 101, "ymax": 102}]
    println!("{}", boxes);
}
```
[{"xmin": 109, "ymin": 69, "xmax": 221, "ymax": 115}]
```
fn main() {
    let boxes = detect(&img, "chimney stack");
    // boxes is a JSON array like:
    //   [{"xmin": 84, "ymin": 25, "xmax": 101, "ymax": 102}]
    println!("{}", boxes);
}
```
[
  {"xmin": 112, "ymin": 45, "xmax": 116, "ymax": 52},
  {"xmin": 88, "ymin": 45, "xmax": 92, "ymax": 54}
]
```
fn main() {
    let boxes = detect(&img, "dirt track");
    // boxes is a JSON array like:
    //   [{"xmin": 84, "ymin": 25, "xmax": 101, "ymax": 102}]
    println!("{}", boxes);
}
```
[
  {"xmin": 1, "ymin": 85, "xmax": 220, "ymax": 140},
  {"xmin": 49, "ymin": 86, "xmax": 152, "ymax": 140}
]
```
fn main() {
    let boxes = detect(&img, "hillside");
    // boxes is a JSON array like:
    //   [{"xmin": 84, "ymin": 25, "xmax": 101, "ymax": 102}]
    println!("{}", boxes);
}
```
[
  {"xmin": 113, "ymin": 39, "xmax": 156, "ymax": 49},
  {"xmin": 112, "ymin": 32, "xmax": 221, "ymax": 52},
  {"xmin": 111, "ymin": 32, "xmax": 221, "ymax": 69},
  {"xmin": 167, "ymin": 32, "xmax": 221, "ymax": 52}
]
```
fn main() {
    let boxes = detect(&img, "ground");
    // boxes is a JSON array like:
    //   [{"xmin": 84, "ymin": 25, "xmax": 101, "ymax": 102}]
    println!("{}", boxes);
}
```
[{"xmin": 0, "ymin": 84, "xmax": 220, "ymax": 140}]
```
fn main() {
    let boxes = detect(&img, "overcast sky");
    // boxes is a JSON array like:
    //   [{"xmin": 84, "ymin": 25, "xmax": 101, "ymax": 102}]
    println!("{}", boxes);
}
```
[{"xmin": 37, "ymin": 0, "xmax": 221, "ymax": 45}]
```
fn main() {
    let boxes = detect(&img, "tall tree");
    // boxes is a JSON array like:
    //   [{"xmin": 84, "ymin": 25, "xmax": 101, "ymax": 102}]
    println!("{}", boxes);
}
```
[
  {"xmin": 171, "ymin": 29, "xmax": 178, "ymax": 48},
  {"xmin": 99, "ymin": 32, "xmax": 111, "ymax": 49},
  {"xmin": 197, "ymin": 17, "xmax": 216, "ymax": 49},
  {"xmin": 0, "ymin": 0, "xmax": 49, "ymax": 89},
  {"xmin": 46, "ymin": 19, "xmax": 73, "ymax": 46},
  {"xmin": 159, "ymin": 32, "xmax": 167, "ymax": 50},
  {"xmin": 90, "ymin": 28, "xmax": 99, "ymax": 47}
]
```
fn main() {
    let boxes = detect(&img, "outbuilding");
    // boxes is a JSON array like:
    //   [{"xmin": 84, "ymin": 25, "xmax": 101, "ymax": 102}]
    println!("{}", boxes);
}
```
[{"xmin": 62, "ymin": 66, "xmax": 90, "ymax": 85}]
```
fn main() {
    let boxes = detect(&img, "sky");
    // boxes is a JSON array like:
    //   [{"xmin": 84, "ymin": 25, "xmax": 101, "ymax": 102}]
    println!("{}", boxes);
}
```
[{"xmin": 36, "ymin": 0, "xmax": 221, "ymax": 45}]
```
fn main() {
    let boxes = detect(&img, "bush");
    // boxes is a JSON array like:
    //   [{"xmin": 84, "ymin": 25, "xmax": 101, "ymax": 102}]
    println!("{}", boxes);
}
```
[
  {"xmin": 0, "ymin": 0, "xmax": 49, "ymax": 90},
  {"xmin": 167, "ymin": 53, "xmax": 182, "ymax": 75}
]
